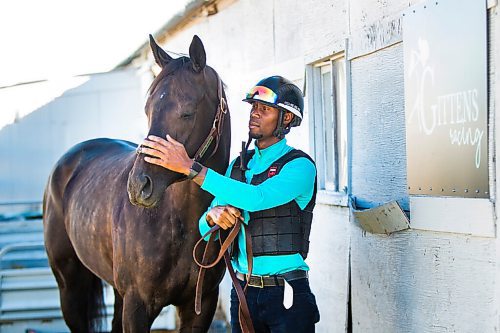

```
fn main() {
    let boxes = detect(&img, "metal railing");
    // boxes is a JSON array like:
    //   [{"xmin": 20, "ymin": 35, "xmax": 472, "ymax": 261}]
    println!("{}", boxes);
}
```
[{"xmin": 0, "ymin": 220, "xmax": 176, "ymax": 332}]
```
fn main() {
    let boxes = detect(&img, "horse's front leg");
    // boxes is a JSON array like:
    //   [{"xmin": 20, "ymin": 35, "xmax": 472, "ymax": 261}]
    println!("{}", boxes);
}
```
[
  {"xmin": 177, "ymin": 286, "xmax": 219, "ymax": 333},
  {"xmin": 122, "ymin": 291, "xmax": 161, "ymax": 333}
]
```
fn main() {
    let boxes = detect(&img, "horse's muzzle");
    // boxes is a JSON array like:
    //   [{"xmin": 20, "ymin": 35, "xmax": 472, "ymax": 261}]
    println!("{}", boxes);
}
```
[{"xmin": 127, "ymin": 172, "xmax": 154, "ymax": 207}]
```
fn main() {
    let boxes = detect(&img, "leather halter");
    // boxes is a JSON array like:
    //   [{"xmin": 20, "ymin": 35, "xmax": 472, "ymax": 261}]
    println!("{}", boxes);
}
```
[
  {"xmin": 170, "ymin": 72, "xmax": 227, "ymax": 184},
  {"xmin": 192, "ymin": 72, "xmax": 227, "ymax": 163},
  {"xmin": 138, "ymin": 61, "xmax": 228, "ymax": 178}
]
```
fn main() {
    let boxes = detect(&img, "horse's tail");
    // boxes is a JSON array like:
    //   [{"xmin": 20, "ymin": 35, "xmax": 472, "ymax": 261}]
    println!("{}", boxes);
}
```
[{"xmin": 87, "ymin": 274, "xmax": 106, "ymax": 333}]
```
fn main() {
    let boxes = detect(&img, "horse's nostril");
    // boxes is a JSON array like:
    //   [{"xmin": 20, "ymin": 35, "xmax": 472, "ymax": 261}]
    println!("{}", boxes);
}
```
[{"xmin": 140, "ymin": 175, "xmax": 153, "ymax": 200}]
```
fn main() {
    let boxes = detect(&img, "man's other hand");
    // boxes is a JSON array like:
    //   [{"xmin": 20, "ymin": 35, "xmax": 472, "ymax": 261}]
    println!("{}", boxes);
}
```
[{"xmin": 206, "ymin": 205, "xmax": 243, "ymax": 230}]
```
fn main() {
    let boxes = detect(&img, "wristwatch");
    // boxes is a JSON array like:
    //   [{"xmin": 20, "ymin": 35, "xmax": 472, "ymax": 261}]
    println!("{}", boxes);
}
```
[{"xmin": 188, "ymin": 161, "xmax": 203, "ymax": 180}]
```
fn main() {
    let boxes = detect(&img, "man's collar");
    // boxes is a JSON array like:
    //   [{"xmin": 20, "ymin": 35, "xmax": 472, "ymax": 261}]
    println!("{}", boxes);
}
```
[{"xmin": 254, "ymin": 138, "xmax": 287, "ymax": 157}]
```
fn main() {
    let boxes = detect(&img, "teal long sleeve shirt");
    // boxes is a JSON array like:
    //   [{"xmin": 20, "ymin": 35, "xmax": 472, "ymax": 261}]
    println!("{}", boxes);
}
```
[{"xmin": 198, "ymin": 138, "xmax": 316, "ymax": 275}]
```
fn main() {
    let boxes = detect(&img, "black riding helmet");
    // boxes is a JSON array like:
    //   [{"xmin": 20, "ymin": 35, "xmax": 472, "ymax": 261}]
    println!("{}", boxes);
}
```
[{"xmin": 243, "ymin": 75, "xmax": 304, "ymax": 139}]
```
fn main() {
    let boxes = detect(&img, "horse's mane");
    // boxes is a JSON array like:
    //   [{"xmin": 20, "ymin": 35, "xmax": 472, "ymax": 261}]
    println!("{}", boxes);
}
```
[{"xmin": 147, "ymin": 57, "xmax": 227, "ymax": 96}]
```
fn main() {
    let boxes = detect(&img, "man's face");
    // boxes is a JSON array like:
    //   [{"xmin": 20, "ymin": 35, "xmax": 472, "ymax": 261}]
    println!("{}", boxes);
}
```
[{"xmin": 248, "ymin": 102, "xmax": 279, "ymax": 140}]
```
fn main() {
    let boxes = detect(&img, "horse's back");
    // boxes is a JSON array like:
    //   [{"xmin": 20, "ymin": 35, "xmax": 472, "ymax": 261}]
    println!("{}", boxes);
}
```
[
  {"xmin": 44, "ymin": 136, "xmax": 136, "ymax": 225},
  {"xmin": 45, "ymin": 138, "xmax": 135, "ymax": 199},
  {"xmin": 52, "ymin": 138, "xmax": 135, "ymax": 178}
]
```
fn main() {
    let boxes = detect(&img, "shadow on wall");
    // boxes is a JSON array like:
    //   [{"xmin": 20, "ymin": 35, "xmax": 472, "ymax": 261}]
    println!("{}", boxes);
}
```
[{"xmin": 0, "ymin": 69, "xmax": 149, "ymax": 204}]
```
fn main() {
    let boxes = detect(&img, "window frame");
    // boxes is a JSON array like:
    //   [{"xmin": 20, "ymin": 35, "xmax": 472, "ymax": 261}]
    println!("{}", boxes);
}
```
[{"xmin": 307, "ymin": 51, "xmax": 351, "ymax": 206}]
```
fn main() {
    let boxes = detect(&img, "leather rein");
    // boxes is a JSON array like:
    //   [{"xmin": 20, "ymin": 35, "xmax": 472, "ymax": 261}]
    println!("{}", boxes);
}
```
[
  {"xmin": 191, "ymin": 73, "xmax": 256, "ymax": 333},
  {"xmin": 193, "ymin": 219, "xmax": 255, "ymax": 333}
]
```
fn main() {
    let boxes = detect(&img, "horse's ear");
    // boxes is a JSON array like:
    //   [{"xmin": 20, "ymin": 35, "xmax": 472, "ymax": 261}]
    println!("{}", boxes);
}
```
[
  {"xmin": 149, "ymin": 34, "xmax": 173, "ymax": 68},
  {"xmin": 189, "ymin": 35, "xmax": 206, "ymax": 72}
]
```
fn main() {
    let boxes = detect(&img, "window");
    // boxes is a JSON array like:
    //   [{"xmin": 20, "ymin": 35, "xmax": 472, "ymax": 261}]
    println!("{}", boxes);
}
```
[{"xmin": 307, "ymin": 54, "xmax": 348, "ymax": 193}]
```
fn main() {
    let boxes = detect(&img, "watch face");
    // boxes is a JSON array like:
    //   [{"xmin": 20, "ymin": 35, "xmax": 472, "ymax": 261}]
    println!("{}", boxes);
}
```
[
  {"xmin": 192, "ymin": 162, "xmax": 203, "ymax": 173},
  {"xmin": 188, "ymin": 161, "xmax": 203, "ymax": 179}
]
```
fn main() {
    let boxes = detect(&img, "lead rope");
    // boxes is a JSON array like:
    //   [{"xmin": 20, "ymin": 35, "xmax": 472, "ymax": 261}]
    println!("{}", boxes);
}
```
[{"xmin": 193, "ymin": 222, "xmax": 255, "ymax": 333}]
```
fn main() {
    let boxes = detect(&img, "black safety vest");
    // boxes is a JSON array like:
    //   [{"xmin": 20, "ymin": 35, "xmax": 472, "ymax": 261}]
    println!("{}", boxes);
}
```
[{"xmin": 230, "ymin": 149, "xmax": 317, "ymax": 258}]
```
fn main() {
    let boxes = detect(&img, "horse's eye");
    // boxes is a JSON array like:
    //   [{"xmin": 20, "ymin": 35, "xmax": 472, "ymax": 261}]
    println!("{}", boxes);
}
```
[{"xmin": 181, "ymin": 113, "xmax": 194, "ymax": 119}]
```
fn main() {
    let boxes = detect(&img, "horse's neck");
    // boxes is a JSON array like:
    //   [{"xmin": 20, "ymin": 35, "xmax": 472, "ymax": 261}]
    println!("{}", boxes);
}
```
[{"xmin": 161, "ymin": 181, "xmax": 213, "ymax": 227}]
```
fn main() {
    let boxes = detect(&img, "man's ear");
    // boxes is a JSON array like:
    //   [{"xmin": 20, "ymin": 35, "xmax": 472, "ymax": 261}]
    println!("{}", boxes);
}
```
[{"xmin": 283, "ymin": 112, "xmax": 295, "ymax": 127}]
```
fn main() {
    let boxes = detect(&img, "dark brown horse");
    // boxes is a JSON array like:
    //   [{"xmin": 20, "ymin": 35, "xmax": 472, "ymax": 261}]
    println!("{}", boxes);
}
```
[{"xmin": 43, "ymin": 35, "xmax": 230, "ymax": 333}]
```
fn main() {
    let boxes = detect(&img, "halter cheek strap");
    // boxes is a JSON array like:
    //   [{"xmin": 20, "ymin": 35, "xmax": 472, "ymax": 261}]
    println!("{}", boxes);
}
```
[{"xmin": 192, "ymin": 73, "xmax": 227, "ymax": 163}]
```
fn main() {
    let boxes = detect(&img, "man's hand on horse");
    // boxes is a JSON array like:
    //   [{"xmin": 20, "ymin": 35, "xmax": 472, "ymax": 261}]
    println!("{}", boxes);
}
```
[
  {"xmin": 140, "ymin": 134, "xmax": 193, "ymax": 175},
  {"xmin": 206, "ymin": 205, "xmax": 243, "ymax": 230}
]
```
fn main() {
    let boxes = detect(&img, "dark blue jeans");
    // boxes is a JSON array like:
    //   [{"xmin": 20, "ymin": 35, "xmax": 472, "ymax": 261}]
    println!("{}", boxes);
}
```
[{"xmin": 230, "ymin": 278, "xmax": 320, "ymax": 333}]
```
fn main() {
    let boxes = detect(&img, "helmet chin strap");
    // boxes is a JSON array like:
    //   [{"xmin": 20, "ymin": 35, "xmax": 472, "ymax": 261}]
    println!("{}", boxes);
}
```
[
  {"xmin": 272, "ymin": 110, "xmax": 291, "ymax": 139},
  {"xmin": 239, "ymin": 136, "xmax": 253, "ymax": 172}
]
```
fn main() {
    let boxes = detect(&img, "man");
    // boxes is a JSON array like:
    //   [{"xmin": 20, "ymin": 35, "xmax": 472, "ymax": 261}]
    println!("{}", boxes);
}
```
[{"xmin": 141, "ymin": 75, "xmax": 320, "ymax": 332}]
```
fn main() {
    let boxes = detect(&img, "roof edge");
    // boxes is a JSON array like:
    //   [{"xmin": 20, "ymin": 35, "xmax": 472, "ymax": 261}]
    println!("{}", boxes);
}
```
[{"xmin": 114, "ymin": 0, "xmax": 215, "ymax": 69}]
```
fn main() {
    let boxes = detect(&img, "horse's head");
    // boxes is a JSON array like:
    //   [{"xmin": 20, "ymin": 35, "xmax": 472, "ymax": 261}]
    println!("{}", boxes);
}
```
[{"xmin": 127, "ymin": 35, "xmax": 225, "ymax": 208}]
